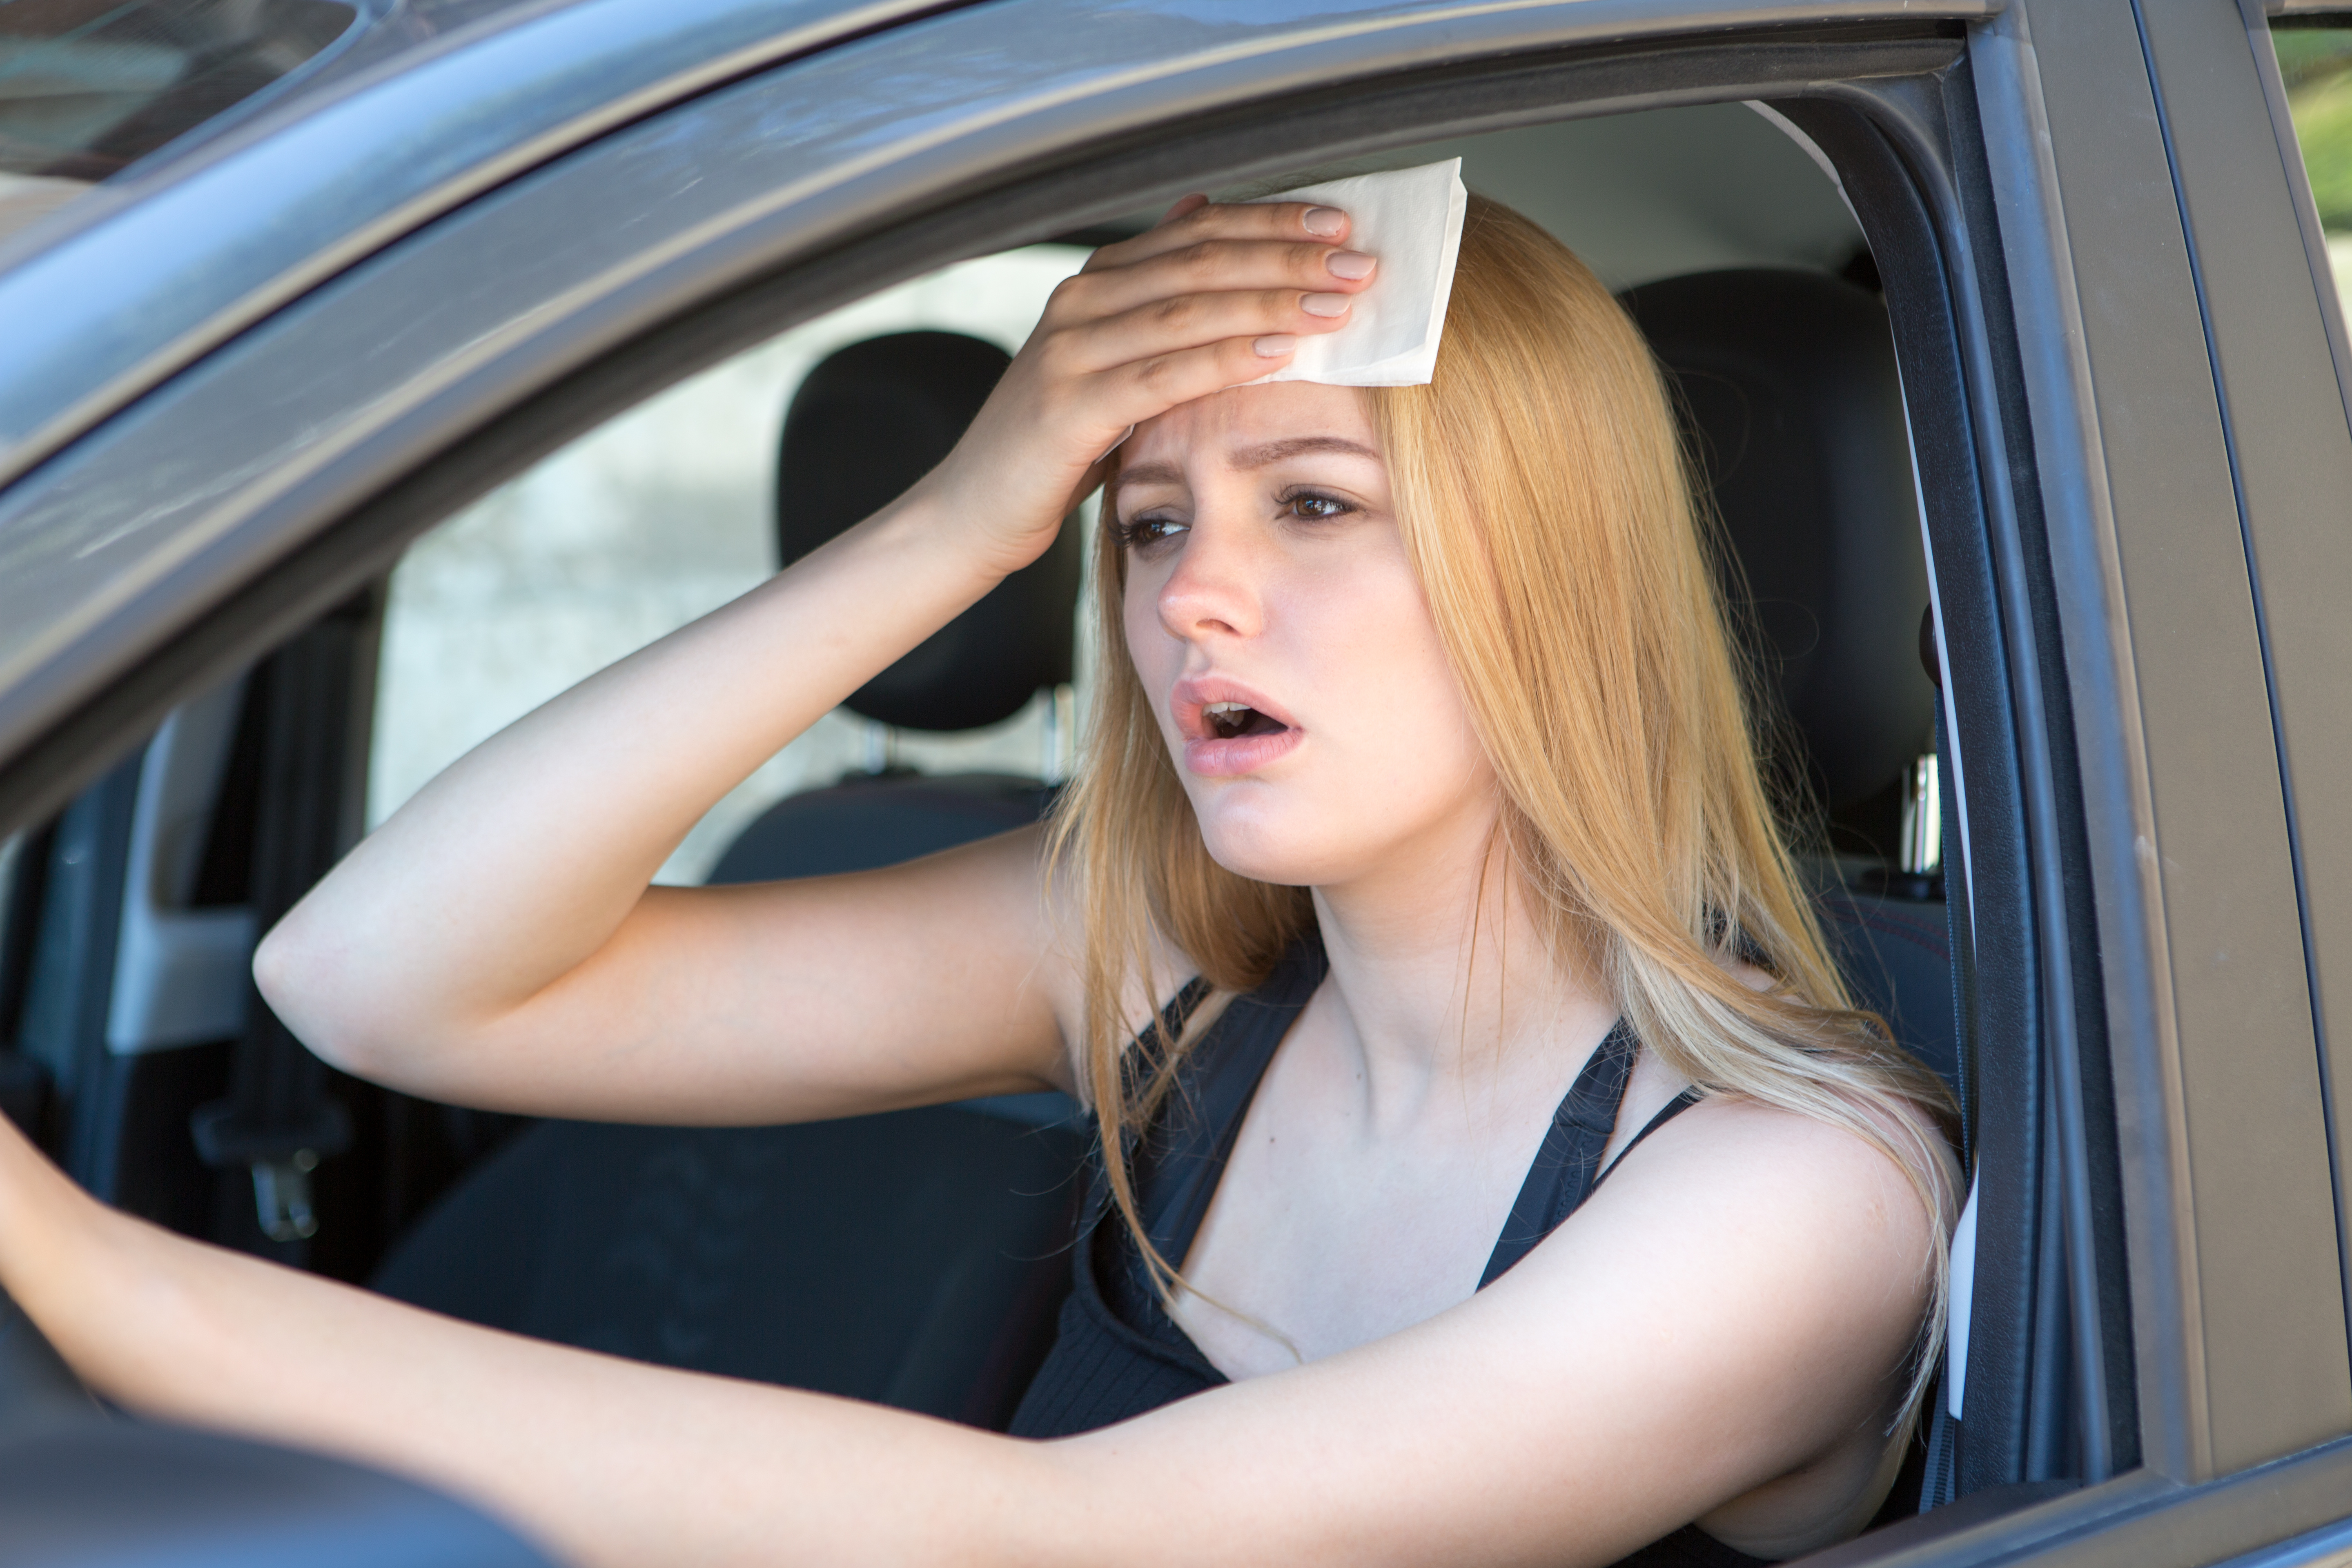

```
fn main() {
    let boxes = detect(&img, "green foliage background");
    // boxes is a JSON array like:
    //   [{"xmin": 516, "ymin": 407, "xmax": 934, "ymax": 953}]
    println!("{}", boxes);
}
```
[{"xmin": 2278, "ymin": 28, "xmax": 2352, "ymax": 231}]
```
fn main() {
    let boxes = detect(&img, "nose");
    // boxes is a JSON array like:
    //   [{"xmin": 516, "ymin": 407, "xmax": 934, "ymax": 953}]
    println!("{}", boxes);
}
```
[{"xmin": 1154, "ymin": 508, "xmax": 1267, "ymax": 645}]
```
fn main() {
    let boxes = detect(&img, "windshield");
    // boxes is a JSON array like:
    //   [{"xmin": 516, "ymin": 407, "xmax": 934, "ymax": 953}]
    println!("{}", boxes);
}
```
[{"xmin": 0, "ymin": 0, "xmax": 356, "ymax": 242}]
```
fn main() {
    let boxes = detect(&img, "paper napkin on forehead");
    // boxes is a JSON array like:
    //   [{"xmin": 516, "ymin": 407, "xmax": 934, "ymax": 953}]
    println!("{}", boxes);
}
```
[{"xmin": 1246, "ymin": 158, "xmax": 1468, "ymax": 388}]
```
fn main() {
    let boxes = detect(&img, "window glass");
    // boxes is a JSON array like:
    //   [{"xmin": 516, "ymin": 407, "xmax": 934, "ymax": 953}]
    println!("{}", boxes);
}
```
[
  {"xmin": 2274, "ymin": 22, "xmax": 2352, "ymax": 304},
  {"xmin": 0, "ymin": 0, "xmax": 357, "ymax": 245},
  {"xmin": 369, "ymin": 245, "xmax": 1090, "ymax": 885}
]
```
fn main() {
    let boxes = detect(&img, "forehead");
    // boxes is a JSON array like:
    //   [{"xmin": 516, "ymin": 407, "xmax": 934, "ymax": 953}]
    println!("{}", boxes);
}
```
[{"xmin": 1123, "ymin": 381, "xmax": 1380, "ymax": 472}]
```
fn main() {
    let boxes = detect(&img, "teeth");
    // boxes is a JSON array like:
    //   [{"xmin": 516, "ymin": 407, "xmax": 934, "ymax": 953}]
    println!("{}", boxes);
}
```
[{"xmin": 1203, "ymin": 702, "xmax": 1250, "ymax": 716}]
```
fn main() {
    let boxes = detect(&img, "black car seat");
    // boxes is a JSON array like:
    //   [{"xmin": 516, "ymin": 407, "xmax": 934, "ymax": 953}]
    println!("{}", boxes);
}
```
[
  {"xmin": 713, "ymin": 331, "xmax": 1082, "ymax": 880},
  {"xmin": 372, "ymin": 331, "xmax": 1087, "ymax": 1431},
  {"xmin": 1619, "ymin": 269, "xmax": 1956, "ymax": 1096}
]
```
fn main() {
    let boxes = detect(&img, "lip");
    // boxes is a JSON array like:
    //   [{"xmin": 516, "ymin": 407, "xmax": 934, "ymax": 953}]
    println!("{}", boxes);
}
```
[{"xmin": 1171, "ymin": 675, "xmax": 1303, "ymax": 779}]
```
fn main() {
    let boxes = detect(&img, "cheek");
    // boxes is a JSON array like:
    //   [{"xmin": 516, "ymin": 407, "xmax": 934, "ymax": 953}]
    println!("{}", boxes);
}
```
[
  {"xmin": 1309, "ymin": 566, "xmax": 1483, "ymax": 781},
  {"xmin": 1120, "ymin": 572, "xmax": 1178, "ymax": 707},
  {"xmin": 1215, "ymin": 554, "xmax": 1492, "ymax": 878}
]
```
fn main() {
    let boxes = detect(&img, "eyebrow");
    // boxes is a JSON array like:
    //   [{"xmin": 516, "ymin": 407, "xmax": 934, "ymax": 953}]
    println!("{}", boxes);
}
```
[
  {"xmin": 1109, "ymin": 437, "xmax": 1383, "ymax": 511},
  {"xmin": 1228, "ymin": 436, "xmax": 1382, "ymax": 468},
  {"xmin": 1112, "ymin": 459, "xmax": 1183, "ymax": 494}
]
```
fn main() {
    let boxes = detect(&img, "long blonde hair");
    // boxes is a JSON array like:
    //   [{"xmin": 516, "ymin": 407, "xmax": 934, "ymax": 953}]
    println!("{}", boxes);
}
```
[{"xmin": 1048, "ymin": 195, "xmax": 1960, "ymax": 1410}]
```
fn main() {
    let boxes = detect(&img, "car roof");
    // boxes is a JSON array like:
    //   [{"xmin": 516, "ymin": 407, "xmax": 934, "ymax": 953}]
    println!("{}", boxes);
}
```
[{"xmin": 0, "ymin": 0, "xmax": 1865, "ymax": 494}]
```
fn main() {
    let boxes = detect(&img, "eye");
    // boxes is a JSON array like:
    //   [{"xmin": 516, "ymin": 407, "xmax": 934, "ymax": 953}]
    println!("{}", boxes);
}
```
[
  {"xmin": 1279, "ymin": 489, "xmax": 1354, "ymax": 523},
  {"xmin": 1113, "ymin": 513, "xmax": 1187, "ymax": 551}
]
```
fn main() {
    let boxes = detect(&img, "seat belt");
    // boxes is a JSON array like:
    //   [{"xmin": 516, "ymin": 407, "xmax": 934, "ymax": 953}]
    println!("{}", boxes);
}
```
[{"xmin": 192, "ymin": 602, "xmax": 372, "ymax": 1249}]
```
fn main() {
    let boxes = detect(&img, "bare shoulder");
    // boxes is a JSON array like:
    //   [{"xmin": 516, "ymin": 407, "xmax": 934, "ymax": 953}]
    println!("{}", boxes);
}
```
[
  {"xmin": 1582, "ymin": 1089, "xmax": 1942, "ymax": 1286},
  {"xmin": 1492, "ymin": 1094, "xmax": 1938, "ymax": 1551}
]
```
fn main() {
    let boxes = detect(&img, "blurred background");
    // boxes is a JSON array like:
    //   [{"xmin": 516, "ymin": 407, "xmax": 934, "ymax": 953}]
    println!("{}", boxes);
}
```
[{"xmin": 2277, "ymin": 23, "xmax": 2352, "ymax": 298}]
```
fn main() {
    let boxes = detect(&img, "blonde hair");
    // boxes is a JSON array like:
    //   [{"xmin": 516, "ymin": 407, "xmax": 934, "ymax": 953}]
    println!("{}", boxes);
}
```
[{"xmin": 1048, "ymin": 195, "xmax": 1960, "ymax": 1413}]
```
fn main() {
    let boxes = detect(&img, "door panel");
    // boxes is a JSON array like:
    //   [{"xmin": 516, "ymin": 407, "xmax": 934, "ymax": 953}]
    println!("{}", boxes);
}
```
[
  {"xmin": 2134, "ymin": 0, "xmax": 2352, "ymax": 1474},
  {"xmin": 1979, "ymin": 0, "xmax": 2350, "ymax": 1481}
]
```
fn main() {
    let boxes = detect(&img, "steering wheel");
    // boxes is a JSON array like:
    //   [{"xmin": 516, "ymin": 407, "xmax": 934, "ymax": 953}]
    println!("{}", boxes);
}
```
[{"xmin": 0, "ymin": 1283, "xmax": 98, "ymax": 1417}]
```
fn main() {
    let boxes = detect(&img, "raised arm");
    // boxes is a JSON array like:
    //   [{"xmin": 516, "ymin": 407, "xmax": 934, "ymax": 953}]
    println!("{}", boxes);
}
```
[{"xmin": 254, "ymin": 196, "xmax": 1376, "ymax": 1123}]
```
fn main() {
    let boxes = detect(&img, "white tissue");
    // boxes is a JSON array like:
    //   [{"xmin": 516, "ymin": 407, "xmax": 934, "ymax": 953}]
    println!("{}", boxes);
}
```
[{"xmin": 1247, "ymin": 158, "xmax": 1468, "ymax": 388}]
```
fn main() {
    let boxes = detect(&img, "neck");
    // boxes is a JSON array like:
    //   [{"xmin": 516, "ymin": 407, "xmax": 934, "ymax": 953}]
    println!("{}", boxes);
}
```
[{"xmin": 1308, "ymin": 806, "xmax": 1614, "ymax": 1127}]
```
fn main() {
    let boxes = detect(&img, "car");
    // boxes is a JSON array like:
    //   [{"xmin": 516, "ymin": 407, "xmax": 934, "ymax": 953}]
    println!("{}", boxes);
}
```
[{"xmin": 0, "ymin": 0, "xmax": 2349, "ymax": 1563}]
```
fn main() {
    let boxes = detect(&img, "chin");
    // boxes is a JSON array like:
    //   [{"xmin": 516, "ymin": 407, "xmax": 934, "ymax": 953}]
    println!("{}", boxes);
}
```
[{"xmin": 1189, "ymin": 792, "xmax": 1358, "ymax": 888}]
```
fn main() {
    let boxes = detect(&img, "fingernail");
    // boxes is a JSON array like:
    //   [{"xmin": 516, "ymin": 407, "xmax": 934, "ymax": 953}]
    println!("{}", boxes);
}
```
[
  {"xmin": 1303, "ymin": 206, "xmax": 1345, "ymax": 236},
  {"xmin": 1254, "ymin": 334, "xmax": 1298, "ymax": 357},
  {"xmin": 1301, "ymin": 292, "xmax": 1351, "ymax": 318},
  {"xmin": 1326, "ymin": 251, "xmax": 1376, "ymax": 281}
]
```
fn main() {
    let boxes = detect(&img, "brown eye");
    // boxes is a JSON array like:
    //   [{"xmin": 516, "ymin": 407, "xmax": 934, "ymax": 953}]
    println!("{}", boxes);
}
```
[
  {"xmin": 1115, "ymin": 515, "xmax": 1186, "ymax": 549},
  {"xmin": 1282, "ymin": 491, "xmax": 1351, "ymax": 521}
]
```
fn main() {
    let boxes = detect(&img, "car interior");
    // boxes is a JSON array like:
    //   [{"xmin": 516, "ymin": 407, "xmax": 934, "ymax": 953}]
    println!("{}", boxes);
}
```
[{"xmin": 0, "ymin": 93, "xmax": 2014, "ymax": 1545}]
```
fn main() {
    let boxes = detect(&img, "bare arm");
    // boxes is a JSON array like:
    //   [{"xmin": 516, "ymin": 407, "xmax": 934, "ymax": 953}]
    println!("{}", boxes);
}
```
[
  {"xmin": 0, "ymin": 1092, "xmax": 1933, "ymax": 1568},
  {"xmin": 256, "ymin": 196, "xmax": 1376, "ymax": 1122}
]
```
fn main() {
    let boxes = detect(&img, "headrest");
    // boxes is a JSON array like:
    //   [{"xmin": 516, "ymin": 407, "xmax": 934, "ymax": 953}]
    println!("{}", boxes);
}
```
[
  {"xmin": 777, "ymin": 332, "xmax": 1081, "ymax": 733},
  {"xmin": 1618, "ymin": 270, "xmax": 1934, "ymax": 811}
]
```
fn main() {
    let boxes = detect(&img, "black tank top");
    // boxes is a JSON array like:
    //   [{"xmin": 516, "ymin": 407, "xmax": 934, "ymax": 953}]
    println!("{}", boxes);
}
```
[{"xmin": 1009, "ymin": 939, "xmax": 1770, "ymax": 1566}]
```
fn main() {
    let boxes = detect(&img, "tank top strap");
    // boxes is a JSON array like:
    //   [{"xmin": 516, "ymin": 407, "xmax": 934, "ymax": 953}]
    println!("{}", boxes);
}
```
[
  {"xmin": 1130, "ymin": 937, "xmax": 1330, "ymax": 1270},
  {"xmin": 1478, "ymin": 1018, "xmax": 1642, "ymax": 1288},
  {"xmin": 1595, "ymin": 1087, "xmax": 1704, "ymax": 1190}
]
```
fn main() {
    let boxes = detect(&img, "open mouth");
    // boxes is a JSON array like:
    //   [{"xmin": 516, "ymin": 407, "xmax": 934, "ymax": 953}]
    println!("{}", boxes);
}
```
[{"xmin": 1202, "ymin": 701, "xmax": 1290, "ymax": 740}]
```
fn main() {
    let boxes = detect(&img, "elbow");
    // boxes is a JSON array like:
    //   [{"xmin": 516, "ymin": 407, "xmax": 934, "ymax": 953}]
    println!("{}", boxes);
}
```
[
  {"xmin": 252, "ymin": 905, "xmax": 484, "ymax": 1094},
  {"xmin": 252, "ymin": 912, "xmax": 374, "ymax": 1078}
]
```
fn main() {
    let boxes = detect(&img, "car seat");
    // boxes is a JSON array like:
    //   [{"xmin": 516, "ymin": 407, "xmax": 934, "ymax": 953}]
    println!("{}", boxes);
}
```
[
  {"xmin": 1620, "ymin": 268, "xmax": 1957, "ymax": 1097},
  {"xmin": 712, "ymin": 330, "xmax": 1082, "ymax": 881},
  {"xmin": 372, "ymin": 331, "xmax": 1086, "ymax": 1430}
]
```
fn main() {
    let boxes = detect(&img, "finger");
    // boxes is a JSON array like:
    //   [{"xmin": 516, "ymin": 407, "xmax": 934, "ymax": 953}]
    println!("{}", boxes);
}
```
[
  {"xmin": 1056, "ymin": 287, "xmax": 1350, "ymax": 376},
  {"xmin": 1112, "ymin": 199, "xmax": 1349, "ymax": 266},
  {"xmin": 1080, "ymin": 334, "xmax": 1305, "ymax": 432},
  {"xmin": 1082, "ymin": 194, "xmax": 1205, "ymax": 272},
  {"xmin": 1083, "ymin": 199, "xmax": 1350, "ymax": 271},
  {"xmin": 1057, "ymin": 238, "xmax": 1376, "ymax": 323}
]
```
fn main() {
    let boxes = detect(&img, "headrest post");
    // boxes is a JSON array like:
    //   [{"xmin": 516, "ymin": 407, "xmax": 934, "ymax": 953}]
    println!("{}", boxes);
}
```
[
  {"xmin": 861, "ymin": 719, "xmax": 899, "ymax": 777},
  {"xmin": 1041, "ymin": 684, "xmax": 1075, "ymax": 786},
  {"xmin": 1898, "ymin": 753, "xmax": 1943, "ymax": 878}
]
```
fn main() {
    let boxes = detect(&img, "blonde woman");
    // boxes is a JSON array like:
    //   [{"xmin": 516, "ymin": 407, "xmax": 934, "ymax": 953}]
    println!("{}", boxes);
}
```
[{"xmin": 0, "ymin": 193, "xmax": 1957, "ymax": 1567}]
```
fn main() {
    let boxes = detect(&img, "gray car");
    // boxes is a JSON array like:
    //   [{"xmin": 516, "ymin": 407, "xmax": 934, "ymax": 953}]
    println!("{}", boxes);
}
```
[{"xmin": 0, "ymin": 0, "xmax": 2349, "ymax": 1564}]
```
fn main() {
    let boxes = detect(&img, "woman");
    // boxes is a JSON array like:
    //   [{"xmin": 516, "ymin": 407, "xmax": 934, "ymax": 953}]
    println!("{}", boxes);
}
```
[{"xmin": 0, "ymin": 191, "xmax": 1956, "ymax": 1566}]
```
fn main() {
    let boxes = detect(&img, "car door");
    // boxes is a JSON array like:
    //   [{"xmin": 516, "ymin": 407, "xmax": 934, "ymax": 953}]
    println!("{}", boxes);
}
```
[{"xmin": 1, "ymin": 0, "xmax": 2348, "ymax": 1563}]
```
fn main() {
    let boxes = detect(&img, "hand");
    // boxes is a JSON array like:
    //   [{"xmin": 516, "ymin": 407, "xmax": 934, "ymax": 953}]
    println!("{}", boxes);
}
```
[{"xmin": 913, "ymin": 194, "xmax": 1377, "ymax": 576}]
